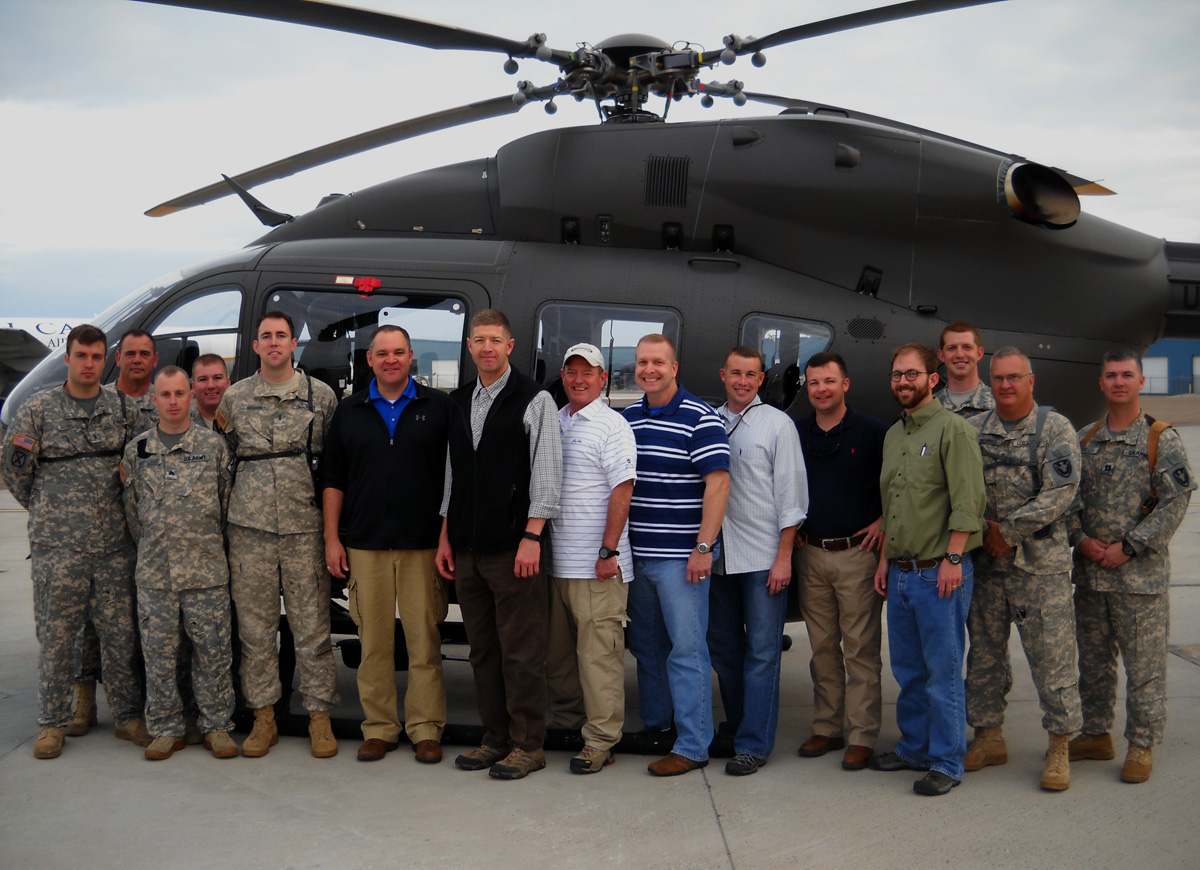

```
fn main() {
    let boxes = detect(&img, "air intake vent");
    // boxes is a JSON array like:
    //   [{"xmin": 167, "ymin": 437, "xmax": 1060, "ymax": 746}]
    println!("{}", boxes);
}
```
[
  {"xmin": 644, "ymin": 156, "xmax": 690, "ymax": 208},
  {"xmin": 847, "ymin": 318, "xmax": 885, "ymax": 340}
]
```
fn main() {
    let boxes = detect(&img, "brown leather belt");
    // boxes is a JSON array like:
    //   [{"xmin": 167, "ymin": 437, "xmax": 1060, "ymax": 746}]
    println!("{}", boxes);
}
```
[
  {"xmin": 891, "ymin": 557, "xmax": 941, "ymax": 570},
  {"xmin": 800, "ymin": 531, "xmax": 868, "ymax": 552}
]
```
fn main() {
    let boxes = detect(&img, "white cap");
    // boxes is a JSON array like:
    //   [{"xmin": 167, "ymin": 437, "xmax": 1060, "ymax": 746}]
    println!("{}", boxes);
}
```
[{"xmin": 562, "ymin": 343, "xmax": 606, "ymax": 369}]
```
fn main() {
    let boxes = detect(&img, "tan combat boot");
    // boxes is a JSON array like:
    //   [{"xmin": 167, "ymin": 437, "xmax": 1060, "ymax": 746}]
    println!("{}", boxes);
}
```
[
  {"xmin": 34, "ymin": 726, "xmax": 65, "ymax": 759},
  {"xmin": 115, "ymin": 717, "xmax": 152, "ymax": 747},
  {"xmin": 1069, "ymin": 732, "xmax": 1115, "ymax": 761},
  {"xmin": 65, "ymin": 681, "xmax": 98, "ymax": 737},
  {"xmin": 241, "ymin": 706, "xmax": 279, "ymax": 758},
  {"xmin": 1041, "ymin": 732, "xmax": 1070, "ymax": 791},
  {"xmin": 1121, "ymin": 743, "xmax": 1153, "ymax": 783},
  {"xmin": 309, "ymin": 711, "xmax": 338, "ymax": 758},
  {"xmin": 204, "ymin": 731, "xmax": 239, "ymax": 759},
  {"xmin": 963, "ymin": 726, "xmax": 1008, "ymax": 771}
]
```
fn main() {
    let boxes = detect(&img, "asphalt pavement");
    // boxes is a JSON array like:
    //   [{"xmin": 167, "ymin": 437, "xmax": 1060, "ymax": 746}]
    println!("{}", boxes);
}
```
[{"xmin": 2, "ymin": 427, "xmax": 1198, "ymax": 870}]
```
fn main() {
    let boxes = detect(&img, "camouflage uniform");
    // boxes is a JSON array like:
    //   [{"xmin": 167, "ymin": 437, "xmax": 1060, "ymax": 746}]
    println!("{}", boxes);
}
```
[
  {"xmin": 75, "ymin": 390, "xmax": 154, "ymax": 685},
  {"xmin": 1070, "ymin": 413, "xmax": 1195, "ymax": 746},
  {"xmin": 967, "ymin": 404, "xmax": 1083, "ymax": 734},
  {"xmin": 936, "ymin": 382, "xmax": 996, "ymax": 419},
  {"xmin": 216, "ymin": 370, "xmax": 339, "ymax": 713},
  {"xmin": 1, "ymin": 384, "xmax": 144, "ymax": 728},
  {"xmin": 122, "ymin": 423, "xmax": 235, "ymax": 737}
]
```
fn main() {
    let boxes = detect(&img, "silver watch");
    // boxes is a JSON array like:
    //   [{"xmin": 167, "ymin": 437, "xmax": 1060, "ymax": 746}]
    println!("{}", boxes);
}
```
[{"xmin": 695, "ymin": 541, "xmax": 714, "ymax": 554}]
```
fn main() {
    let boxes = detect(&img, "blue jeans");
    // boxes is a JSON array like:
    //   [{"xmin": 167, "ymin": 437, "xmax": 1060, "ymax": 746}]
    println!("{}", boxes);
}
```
[
  {"xmin": 886, "ymin": 557, "xmax": 973, "ymax": 780},
  {"xmin": 707, "ymin": 570, "xmax": 786, "ymax": 759},
  {"xmin": 627, "ymin": 558, "xmax": 713, "ymax": 762}
]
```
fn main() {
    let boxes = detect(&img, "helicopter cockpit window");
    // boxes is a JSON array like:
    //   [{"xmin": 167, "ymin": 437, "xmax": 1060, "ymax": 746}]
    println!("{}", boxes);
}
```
[
  {"xmin": 149, "ymin": 288, "xmax": 243, "ymax": 384},
  {"xmin": 740, "ymin": 313, "xmax": 833, "ymax": 410},
  {"xmin": 536, "ymin": 301, "xmax": 682, "ymax": 409},
  {"xmin": 265, "ymin": 289, "xmax": 466, "ymax": 399}
]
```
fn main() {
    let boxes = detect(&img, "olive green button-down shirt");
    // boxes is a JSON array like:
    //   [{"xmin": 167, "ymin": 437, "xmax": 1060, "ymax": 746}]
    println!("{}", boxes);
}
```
[{"xmin": 880, "ymin": 397, "xmax": 985, "ymax": 560}]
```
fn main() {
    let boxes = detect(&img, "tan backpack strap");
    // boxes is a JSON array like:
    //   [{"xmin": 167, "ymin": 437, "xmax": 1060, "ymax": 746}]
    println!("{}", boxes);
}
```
[{"xmin": 1079, "ymin": 419, "xmax": 1103, "ymax": 449}]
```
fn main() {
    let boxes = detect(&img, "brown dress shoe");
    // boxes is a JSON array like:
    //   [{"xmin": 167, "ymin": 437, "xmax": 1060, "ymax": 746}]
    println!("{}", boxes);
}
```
[
  {"xmin": 647, "ymin": 752, "xmax": 708, "ymax": 776},
  {"xmin": 842, "ymin": 744, "xmax": 872, "ymax": 770},
  {"xmin": 357, "ymin": 738, "xmax": 399, "ymax": 761},
  {"xmin": 413, "ymin": 739, "xmax": 443, "ymax": 764},
  {"xmin": 798, "ymin": 734, "xmax": 846, "ymax": 757}
]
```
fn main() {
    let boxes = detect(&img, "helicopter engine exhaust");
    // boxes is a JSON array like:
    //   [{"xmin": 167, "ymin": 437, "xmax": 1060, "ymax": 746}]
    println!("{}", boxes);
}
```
[{"xmin": 1002, "ymin": 161, "xmax": 1081, "ymax": 228}]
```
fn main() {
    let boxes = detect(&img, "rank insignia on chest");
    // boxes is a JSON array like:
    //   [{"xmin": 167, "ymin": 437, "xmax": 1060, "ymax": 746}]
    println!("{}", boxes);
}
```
[
  {"xmin": 165, "ymin": 468, "xmax": 178, "ymax": 481},
  {"xmin": 1102, "ymin": 463, "xmax": 1115, "ymax": 476}
]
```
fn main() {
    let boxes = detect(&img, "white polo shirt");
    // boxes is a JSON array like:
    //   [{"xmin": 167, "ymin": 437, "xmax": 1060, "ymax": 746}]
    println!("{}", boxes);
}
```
[{"xmin": 550, "ymin": 397, "xmax": 637, "ymax": 581}]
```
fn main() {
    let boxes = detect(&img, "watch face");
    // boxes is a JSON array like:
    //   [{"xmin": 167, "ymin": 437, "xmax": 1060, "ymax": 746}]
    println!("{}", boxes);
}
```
[
  {"xmin": 946, "ymin": 553, "xmax": 962, "ymax": 565},
  {"xmin": 696, "ymin": 542, "xmax": 711, "ymax": 554},
  {"xmin": 599, "ymin": 547, "xmax": 617, "ymax": 559}
]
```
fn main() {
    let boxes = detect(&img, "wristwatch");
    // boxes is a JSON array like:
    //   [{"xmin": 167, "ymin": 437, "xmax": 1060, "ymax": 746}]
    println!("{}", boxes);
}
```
[
  {"xmin": 598, "ymin": 546, "xmax": 619, "ymax": 560},
  {"xmin": 522, "ymin": 530, "xmax": 542, "ymax": 543},
  {"xmin": 1121, "ymin": 539, "xmax": 1136, "ymax": 557},
  {"xmin": 695, "ymin": 541, "xmax": 714, "ymax": 554},
  {"xmin": 945, "ymin": 552, "xmax": 963, "ymax": 565}
]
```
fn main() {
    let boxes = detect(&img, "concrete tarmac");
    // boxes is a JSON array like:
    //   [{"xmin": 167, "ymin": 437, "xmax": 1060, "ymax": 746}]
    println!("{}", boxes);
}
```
[{"xmin": 2, "ymin": 428, "xmax": 1198, "ymax": 870}]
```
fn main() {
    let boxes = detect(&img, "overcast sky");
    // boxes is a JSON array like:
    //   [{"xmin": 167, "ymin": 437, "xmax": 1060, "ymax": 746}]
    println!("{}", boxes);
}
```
[{"xmin": 2, "ymin": 0, "xmax": 1198, "ymax": 318}]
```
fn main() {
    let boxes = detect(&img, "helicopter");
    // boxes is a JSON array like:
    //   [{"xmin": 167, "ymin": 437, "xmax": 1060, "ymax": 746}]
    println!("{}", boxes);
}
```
[{"xmin": 3, "ymin": 0, "xmax": 1199, "ymax": 705}]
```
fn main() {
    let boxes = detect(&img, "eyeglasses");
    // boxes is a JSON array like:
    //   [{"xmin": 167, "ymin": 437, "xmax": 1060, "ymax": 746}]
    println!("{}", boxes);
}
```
[
  {"xmin": 889, "ymin": 370, "xmax": 929, "ymax": 382},
  {"xmin": 991, "ymin": 373, "xmax": 1032, "ymax": 385}
]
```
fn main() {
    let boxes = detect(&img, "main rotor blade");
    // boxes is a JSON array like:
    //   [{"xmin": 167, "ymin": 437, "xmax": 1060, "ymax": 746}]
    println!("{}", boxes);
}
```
[
  {"xmin": 740, "ymin": 0, "xmax": 1005, "ymax": 54},
  {"xmin": 133, "ymin": 0, "xmax": 573, "ymax": 62},
  {"xmin": 145, "ymin": 87, "xmax": 557, "ymax": 217}
]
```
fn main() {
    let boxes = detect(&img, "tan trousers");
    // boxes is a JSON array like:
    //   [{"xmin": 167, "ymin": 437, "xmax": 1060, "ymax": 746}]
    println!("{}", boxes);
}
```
[
  {"xmin": 546, "ymin": 575, "xmax": 628, "ymax": 751},
  {"xmin": 347, "ymin": 548, "xmax": 448, "ymax": 743},
  {"xmin": 795, "ymin": 545, "xmax": 883, "ymax": 747}
]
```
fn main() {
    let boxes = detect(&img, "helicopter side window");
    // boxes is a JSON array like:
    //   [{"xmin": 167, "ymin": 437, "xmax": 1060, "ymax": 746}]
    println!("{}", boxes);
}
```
[
  {"xmin": 147, "ymin": 288, "xmax": 244, "ymax": 384},
  {"xmin": 535, "ymin": 301, "xmax": 682, "ymax": 409},
  {"xmin": 265, "ymin": 289, "xmax": 467, "ymax": 399},
  {"xmin": 740, "ymin": 313, "xmax": 833, "ymax": 410}
]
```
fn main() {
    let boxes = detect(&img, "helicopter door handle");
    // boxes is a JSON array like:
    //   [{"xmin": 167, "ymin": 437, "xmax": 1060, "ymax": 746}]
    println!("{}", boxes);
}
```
[{"xmin": 688, "ymin": 257, "xmax": 741, "ymax": 272}]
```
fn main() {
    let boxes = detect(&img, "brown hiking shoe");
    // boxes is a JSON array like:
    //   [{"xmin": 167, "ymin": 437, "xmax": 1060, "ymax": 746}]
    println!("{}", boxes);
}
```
[
  {"xmin": 241, "ymin": 706, "xmax": 279, "ymax": 758},
  {"xmin": 963, "ymin": 726, "xmax": 1007, "ymax": 771},
  {"xmin": 115, "ymin": 718, "xmax": 152, "ymax": 747},
  {"xmin": 1121, "ymin": 743, "xmax": 1153, "ymax": 783},
  {"xmin": 66, "ymin": 681, "xmax": 98, "ymax": 737},
  {"xmin": 204, "ymin": 731, "xmax": 239, "ymax": 759},
  {"xmin": 1069, "ymin": 732, "xmax": 1115, "ymax": 761},
  {"xmin": 1041, "ymin": 732, "xmax": 1070, "ymax": 791},
  {"xmin": 34, "ymin": 726, "xmax": 64, "ymax": 759},
  {"xmin": 455, "ymin": 744, "xmax": 510, "ymax": 771},
  {"xmin": 144, "ymin": 736, "xmax": 185, "ymax": 760},
  {"xmin": 309, "ymin": 711, "xmax": 338, "ymax": 758},
  {"xmin": 489, "ymin": 747, "xmax": 547, "ymax": 780}
]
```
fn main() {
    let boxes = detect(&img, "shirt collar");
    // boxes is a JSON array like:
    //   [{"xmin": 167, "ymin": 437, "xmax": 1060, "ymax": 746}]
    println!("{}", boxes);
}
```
[
  {"xmin": 474, "ymin": 366, "xmax": 511, "ymax": 401},
  {"xmin": 369, "ymin": 376, "xmax": 415, "ymax": 404}
]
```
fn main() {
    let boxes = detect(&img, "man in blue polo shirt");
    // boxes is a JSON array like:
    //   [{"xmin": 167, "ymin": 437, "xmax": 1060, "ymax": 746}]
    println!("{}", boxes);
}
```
[
  {"xmin": 323, "ymin": 324, "xmax": 454, "ymax": 764},
  {"xmin": 624, "ymin": 334, "xmax": 730, "ymax": 776}
]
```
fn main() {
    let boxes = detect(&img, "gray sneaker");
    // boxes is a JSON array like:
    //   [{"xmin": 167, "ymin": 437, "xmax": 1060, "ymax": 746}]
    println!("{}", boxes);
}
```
[
  {"xmin": 913, "ymin": 770, "xmax": 961, "ymax": 796},
  {"xmin": 454, "ymin": 744, "xmax": 509, "ymax": 771},
  {"xmin": 725, "ymin": 752, "xmax": 766, "ymax": 776},
  {"xmin": 868, "ymin": 750, "xmax": 929, "ymax": 772}
]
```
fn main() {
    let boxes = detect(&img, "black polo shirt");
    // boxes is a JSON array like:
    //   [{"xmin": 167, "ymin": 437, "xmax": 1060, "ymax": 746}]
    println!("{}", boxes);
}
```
[{"xmin": 798, "ymin": 405, "xmax": 887, "ymax": 539}]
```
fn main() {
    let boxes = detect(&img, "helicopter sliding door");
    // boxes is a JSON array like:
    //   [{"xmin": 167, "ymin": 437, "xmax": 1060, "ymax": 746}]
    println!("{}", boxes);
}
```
[
  {"xmin": 739, "ymin": 313, "xmax": 834, "ymax": 411},
  {"xmin": 533, "ymin": 301, "xmax": 683, "ymax": 409},
  {"xmin": 144, "ymin": 287, "xmax": 245, "ymax": 383},
  {"xmin": 260, "ymin": 287, "xmax": 469, "ymax": 400}
]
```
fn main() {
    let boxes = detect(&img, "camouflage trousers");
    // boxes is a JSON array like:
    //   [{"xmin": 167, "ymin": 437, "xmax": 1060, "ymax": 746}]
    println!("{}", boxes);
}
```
[
  {"xmin": 138, "ymin": 585, "xmax": 235, "ymax": 737},
  {"xmin": 227, "ymin": 524, "xmax": 339, "ymax": 712},
  {"xmin": 31, "ymin": 545, "xmax": 143, "ymax": 728},
  {"xmin": 966, "ymin": 560, "xmax": 1082, "ymax": 734},
  {"xmin": 1074, "ymin": 586, "xmax": 1168, "ymax": 746},
  {"xmin": 75, "ymin": 615, "xmax": 196, "ymax": 717}
]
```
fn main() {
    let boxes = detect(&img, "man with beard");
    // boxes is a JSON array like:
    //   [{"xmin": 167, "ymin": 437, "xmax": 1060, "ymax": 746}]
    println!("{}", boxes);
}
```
[{"xmin": 870, "ymin": 343, "xmax": 985, "ymax": 796}]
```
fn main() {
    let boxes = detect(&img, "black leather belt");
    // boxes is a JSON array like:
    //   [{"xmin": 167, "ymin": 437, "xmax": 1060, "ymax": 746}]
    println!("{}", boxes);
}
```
[
  {"xmin": 800, "ymin": 531, "xmax": 868, "ymax": 552},
  {"xmin": 891, "ymin": 558, "xmax": 940, "ymax": 570}
]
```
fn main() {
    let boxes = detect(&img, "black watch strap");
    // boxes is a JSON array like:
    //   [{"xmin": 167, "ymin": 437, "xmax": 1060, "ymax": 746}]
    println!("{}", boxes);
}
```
[
  {"xmin": 522, "ymin": 530, "xmax": 542, "ymax": 543},
  {"xmin": 598, "ymin": 546, "xmax": 619, "ymax": 560}
]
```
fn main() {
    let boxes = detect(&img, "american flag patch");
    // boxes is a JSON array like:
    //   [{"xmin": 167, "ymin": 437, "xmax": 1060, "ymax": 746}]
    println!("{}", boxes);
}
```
[{"xmin": 12, "ymin": 434, "xmax": 34, "ymax": 451}]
